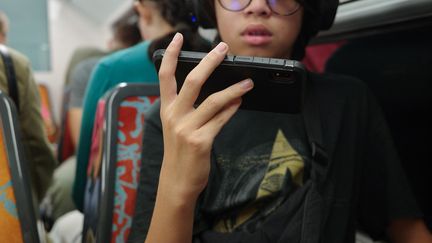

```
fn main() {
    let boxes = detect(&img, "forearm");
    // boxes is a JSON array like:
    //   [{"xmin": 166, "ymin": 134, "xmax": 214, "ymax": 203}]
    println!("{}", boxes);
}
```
[
  {"xmin": 388, "ymin": 219, "xmax": 432, "ymax": 243},
  {"xmin": 68, "ymin": 108, "xmax": 83, "ymax": 148},
  {"xmin": 145, "ymin": 174, "xmax": 199, "ymax": 243},
  {"xmin": 144, "ymin": 34, "xmax": 251, "ymax": 243}
]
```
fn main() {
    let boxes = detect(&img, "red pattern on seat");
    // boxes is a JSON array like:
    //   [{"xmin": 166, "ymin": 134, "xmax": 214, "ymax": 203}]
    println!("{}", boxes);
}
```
[{"xmin": 111, "ymin": 96, "xmax": 158, "ymax": 243}]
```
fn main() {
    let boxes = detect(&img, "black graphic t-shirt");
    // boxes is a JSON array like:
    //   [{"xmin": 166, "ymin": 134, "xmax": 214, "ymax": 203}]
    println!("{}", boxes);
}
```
[
  {"xmin": 128, "ymin": 73, "xmax": 422, "ymax": 243},
  {"xmin": 199, "ymin": 110, "xmax": 310, "ymax": 233}
]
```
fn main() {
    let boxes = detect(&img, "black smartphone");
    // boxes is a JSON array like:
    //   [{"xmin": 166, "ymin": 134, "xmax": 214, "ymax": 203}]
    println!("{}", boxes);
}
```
[{"xmin": 153, "ymin": 49, "xmax": 307, "ymax": 114}]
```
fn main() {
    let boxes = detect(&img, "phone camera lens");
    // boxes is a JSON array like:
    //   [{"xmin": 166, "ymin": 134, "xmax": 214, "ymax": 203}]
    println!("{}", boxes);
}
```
[{"xmin": 271, "ymin": 71, "xmax": 295, "ymax": 84}]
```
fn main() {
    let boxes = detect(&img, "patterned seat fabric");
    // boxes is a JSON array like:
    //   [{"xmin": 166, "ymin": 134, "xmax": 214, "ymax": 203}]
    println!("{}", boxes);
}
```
[
  {"xmin": 56, "ymin": 88, "xmax": 75, "ymax": 163},
  {"xmin": 0, "ymin": 130, "xmax": 24, "ymax": 243},
  {"xmin": 37, "ymin": 84, "xmax": 57, "ymax": 144},
  {"xmin": 87, "ymin": 100, "xmax": 107, "ymax": 177},
  {"xmin": 111, "ymin": 95, "xmax": 158, "ymax": 243},
  {"xmin": 82, "ymin": 99, "xmax": 106, "ymax": 241},
  {"xmin": 0, "ymin": 92, "xmax": 41, "ymax": 243}
]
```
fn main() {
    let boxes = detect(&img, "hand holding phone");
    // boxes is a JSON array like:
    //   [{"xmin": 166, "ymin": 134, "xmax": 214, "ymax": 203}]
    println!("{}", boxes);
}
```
[{"xmin": 153, "ymin": 49, "xmax": 307, "ymax": 114}]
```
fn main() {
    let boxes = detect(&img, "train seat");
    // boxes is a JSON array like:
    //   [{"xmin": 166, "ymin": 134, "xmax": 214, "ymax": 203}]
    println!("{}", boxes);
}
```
[
  {"xmin": 0, "ymin": 91, "xmax": 41, "ymax": 243},
  {"xmin": 81, "ymin": 83, "xmax": 159, "ymax": 243}
]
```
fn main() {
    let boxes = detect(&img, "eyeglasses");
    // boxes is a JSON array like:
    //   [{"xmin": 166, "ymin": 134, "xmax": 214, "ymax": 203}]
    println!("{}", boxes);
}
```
[
  {"xmin": 136, "ymin": 0, "xmax": 155, "ymax": 4},
  {"xmin": 218, "ymin": 0, "xmax": 302, "ymax": 16}
]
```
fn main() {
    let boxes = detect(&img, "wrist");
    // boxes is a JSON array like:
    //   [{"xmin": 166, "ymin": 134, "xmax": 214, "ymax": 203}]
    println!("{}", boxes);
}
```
[{"xmin": 157, "ymin": 174, "xmax": 201, "ymax": 208}]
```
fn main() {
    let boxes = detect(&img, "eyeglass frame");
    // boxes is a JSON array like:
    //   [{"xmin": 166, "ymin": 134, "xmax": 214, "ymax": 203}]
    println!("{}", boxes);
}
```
[{"xmin": 217, "ymin": 0, "xmax": 303, "ymax": 16}]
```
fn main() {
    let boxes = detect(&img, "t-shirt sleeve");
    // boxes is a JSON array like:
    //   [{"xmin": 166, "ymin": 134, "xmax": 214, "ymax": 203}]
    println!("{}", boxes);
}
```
[
  {"xmin": 68, "ymin": 60, "xmax": 97, "ymax": 108},
  {"xmin": 357, "ymin": 91, "xmax": 422, "ymax": 239},
  {"xmin": 127, "ymin": 101, "xmax": 164, "ymax": 243}
]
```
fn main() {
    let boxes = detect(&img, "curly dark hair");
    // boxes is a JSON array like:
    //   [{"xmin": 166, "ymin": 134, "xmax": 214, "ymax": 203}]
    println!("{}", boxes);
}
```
[
  {"xmin": 112, "ymin": 20, "xmax": 142, "ymax": 47},
  {"xmin": 146, "ymin": 0, "xmax": 212, "ymax": 58},
  {"xmin": 150, "ymin": 0, "xmax": 197, "ymax": 30}
]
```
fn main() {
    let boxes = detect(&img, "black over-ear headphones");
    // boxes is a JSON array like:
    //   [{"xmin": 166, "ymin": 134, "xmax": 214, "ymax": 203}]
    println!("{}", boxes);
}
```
[
  {"xmin": 187, "ymin": 0, "xmax": 338, "ymax": 31},
  {"xmin": 186, "ymin": 0, "xmax": 216, "ymax": 29},
  {"xmin": 317, "ymin": 0, "xmax": 339, "ymax": 31}
]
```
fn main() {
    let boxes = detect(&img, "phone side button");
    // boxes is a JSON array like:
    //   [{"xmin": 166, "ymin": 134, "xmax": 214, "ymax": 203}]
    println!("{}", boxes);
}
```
[
  {"xmin": 224, "ymin": 55, "xmax": 234, "ymax": 62},
  {"xmin": 269, "ymin": 58, "xmax": 285, "ymax": 66},
  {"xmin": 284, "ymin": 60, "xmax": 295, "ymax": 68},
  {"xmin": 234, "ymin": 56, "xmax": 254, "ymax": 63},
  {"xmin": 253, "ymin": 57, "xmax": 270, "ymax": 64},
  {"xmin": 180, "ymin": 51, "xmax": 207, "ymax": 60}
]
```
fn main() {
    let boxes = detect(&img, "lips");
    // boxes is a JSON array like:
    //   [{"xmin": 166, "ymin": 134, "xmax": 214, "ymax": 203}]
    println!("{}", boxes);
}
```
[{"xmin": 241, "ymin": 25, "xmax": 273, "ymax": 46}]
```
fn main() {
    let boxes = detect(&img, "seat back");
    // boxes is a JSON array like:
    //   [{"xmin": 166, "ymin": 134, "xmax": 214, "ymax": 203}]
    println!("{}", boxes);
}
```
[
  {"xmin": 325, "ymin": 28, "xmax": 432, "ymax": 230},
  {"xmin": 302, "ymin": 41, "xmax": 345, "ymax": 73},
  {"xmin": 82, "ymin": 98, "xmax": 107, "ymax": 242},
  {"xmin": 0, "ymin": 91, "xmax": 40, "ymax": 243},
  {"xmin": 56, "ymin": 87, "xmax": 75, "ymax": 163},
  {"xmin": 79, "ymin": 83, "xmax": 159, "ymax": 243},
  {"xmin": 99, "ymin": 83, "xmax": 159, "ymax": 243},
  {"xmin": 37, "ymin": 84, "xmax": 57, "ymax": 144}
]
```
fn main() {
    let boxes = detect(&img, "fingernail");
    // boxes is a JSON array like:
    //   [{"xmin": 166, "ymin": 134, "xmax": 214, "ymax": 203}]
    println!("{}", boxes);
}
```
[
  {"xmin": 215, "ymin": 42, "xmax": 228, "ymax": 53},
  {"xmin": 172, "ymin": 32, "xmax": 182, "ymax": 43},
  {"xmin": 240, "ymin": 79, "xmax": 253, "ymax": 90}
]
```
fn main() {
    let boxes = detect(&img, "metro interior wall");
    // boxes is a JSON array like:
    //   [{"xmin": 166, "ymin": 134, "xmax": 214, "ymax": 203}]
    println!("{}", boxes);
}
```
[
  {"xmin": 35, "ymin": 0, "xmax": 108, "ymax": 123},
  {"xmin": 0, "ymin": 0, "xmax": 51, "ymax": 71}
]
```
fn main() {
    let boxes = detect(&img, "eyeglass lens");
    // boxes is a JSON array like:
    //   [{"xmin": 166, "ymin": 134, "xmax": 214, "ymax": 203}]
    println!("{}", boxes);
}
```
[{"xmin": 218, "ymin": 0, "xmax": 300, "ymax": 15}]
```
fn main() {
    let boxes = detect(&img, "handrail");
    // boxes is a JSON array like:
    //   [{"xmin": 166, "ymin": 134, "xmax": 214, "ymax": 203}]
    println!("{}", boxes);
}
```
[{"xmin": 313, "ymin": 0, "xmax": 432, "ymax": 43}]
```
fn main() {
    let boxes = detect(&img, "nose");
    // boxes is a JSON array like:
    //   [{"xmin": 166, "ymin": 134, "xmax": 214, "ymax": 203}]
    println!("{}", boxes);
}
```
[{"xmin": 243, "ymin": 0, "xmax": 272, "ymax": 16}]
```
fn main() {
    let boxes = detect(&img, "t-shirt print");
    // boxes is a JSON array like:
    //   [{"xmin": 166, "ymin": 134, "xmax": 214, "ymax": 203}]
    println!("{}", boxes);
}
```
[{"xmin": 213, "ymin": 129, "xmax": 305, "ymax": 232}]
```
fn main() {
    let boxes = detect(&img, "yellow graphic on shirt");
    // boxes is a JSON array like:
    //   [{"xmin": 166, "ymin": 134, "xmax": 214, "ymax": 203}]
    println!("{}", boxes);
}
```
[
  {"xmin": 257, "ymin": 130, "xmax": 304, "ymax": 199},
  {"xmin": 214, "ymin": 130, "xmax": 304, "ymax": 232}
]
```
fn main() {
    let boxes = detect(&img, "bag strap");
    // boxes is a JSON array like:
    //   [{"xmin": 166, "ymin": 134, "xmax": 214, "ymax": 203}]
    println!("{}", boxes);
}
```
[
  {"xmin": 302, "ymin": 74, "xmax": 328, "ymax": 168},
  {"xmin": 301, "ymin": 74, "xmax": 333, "ymax": 243},
  {"xmin": 0, "ymin": 44, "xmax": 19, "ymax": 110}
]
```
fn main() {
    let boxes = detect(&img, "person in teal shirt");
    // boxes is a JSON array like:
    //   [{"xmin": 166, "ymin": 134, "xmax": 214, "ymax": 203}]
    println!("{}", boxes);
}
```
[
  {"xmin": 72, "ymin": 0, "xmax": 211, "ymax": 210},
  {"xmin": 73, "ymin": 40, "xmax": 158, "ymax": 210}
]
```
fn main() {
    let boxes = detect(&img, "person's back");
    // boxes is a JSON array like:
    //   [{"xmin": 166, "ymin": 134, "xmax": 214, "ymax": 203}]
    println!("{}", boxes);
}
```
[
  {"xmin": 72, "ymin": 0, "xmax": 212, "ymax": 211},
  {"xmin": 0, "ymin": 46, "xmax": 56, "ymax": 205}
]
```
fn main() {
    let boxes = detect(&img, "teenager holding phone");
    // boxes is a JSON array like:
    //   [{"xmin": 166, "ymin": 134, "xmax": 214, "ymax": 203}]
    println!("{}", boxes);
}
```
[{"xmin": 129, "ymin": 0, "xmax": 432, "ymax": 242}]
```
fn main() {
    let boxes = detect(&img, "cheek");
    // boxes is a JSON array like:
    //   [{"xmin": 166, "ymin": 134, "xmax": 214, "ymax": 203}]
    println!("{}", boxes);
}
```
[
  {"xmin": 215, "ymin": 2, "xmax": 238, "ymax": 40},
  {"xmin": 216, "ymin": 14, "xmax": 237, "ymax": 43},
  {"xmin": 218, "ymin": 23, "xmax": 232, "ymax": 42},
  {"xmin": 276, "ymin": 15, "xmax": 303, "ymax": 44}
]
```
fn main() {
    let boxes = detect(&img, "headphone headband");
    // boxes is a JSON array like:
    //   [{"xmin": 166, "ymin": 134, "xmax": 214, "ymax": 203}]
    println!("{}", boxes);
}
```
[{"xmin": 188, "ymin": 0, "xmax": 216, "ymax": 29}]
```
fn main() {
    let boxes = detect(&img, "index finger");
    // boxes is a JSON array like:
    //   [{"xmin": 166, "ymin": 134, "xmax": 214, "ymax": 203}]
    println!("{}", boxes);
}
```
[{"xmin": 158, "ymin": 33, "xmax": 183, "ymax": 107}]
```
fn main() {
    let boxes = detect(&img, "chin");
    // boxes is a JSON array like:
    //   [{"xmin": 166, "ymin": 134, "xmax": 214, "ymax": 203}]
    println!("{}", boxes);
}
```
[{"xmin": 232, "ymin": 45, "xmax": 290, "ymax": 58}]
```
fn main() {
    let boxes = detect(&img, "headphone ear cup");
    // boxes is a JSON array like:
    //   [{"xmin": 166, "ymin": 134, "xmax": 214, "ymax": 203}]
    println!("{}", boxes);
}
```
[
  {"xmin": 318, "ymin": 0, "xmax": 339, "ymax": 30},
  {"xmin": 192, "ymin": 0, "xmax": 216, "ymax": 29},
  {"xmin": 191, "ymin": 0, "xmax": 338, "ymax": 30}
]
